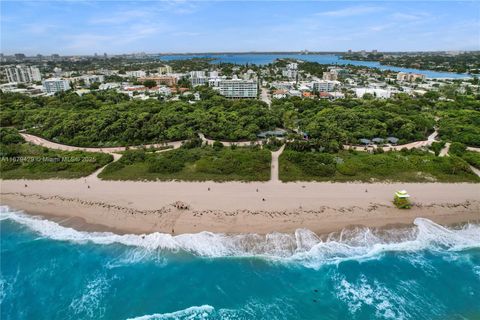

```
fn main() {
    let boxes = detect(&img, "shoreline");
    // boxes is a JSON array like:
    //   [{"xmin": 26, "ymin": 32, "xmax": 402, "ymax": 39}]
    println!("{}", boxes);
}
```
[{"xmin": 1, "ymin": 179, "xmax": 479, "ymax": 235}]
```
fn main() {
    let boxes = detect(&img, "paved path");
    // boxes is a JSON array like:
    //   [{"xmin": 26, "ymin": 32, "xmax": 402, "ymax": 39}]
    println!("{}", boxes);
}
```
[
  {"xmin": 197, "ymin": 133, "xmax": 260, "ymax": 147},
  {"xmin": 270, "ymin": 145, "xmax": 285, "ymax": 183},
  {"xmin": 20, "ymin": 133, "xmax": 185, "ymax": 154},
  {"xmin": 260, "ymin": 87, "xmax": 271, "ymax": 107},
  {"xmin": 439, "ymin": 142, "xmax": 451, "ymax": 157},
  {"xmin": 469, "ymin": 165, "xmax": 480, "ymax": 178}
]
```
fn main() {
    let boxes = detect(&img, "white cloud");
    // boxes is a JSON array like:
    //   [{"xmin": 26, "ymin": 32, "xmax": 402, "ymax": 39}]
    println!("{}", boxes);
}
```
[{"xmin": 317, "ymin": 6, "xmax": 383, "ymax": 17}]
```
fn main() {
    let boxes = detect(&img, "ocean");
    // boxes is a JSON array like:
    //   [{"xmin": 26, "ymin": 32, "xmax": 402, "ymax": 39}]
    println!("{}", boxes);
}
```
[
  {"xmin": 1, "ymin": 206, "xmax": 479, "ymax": 320},
  {"xmin": 158, "ymin": 53, "xmax": 473, "ymax": 79}
]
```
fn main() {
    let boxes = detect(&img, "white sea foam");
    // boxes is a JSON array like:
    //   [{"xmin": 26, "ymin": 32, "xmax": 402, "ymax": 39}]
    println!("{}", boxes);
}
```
[
  {"xmin": 334, "ymin": 274, "xmax": 408, "ymax": 319},
  {"xmin": 127, "ymin": 305, "xmax": 214, "ymax": 320},
  {"xmin": 1, "ymin": 206, "xmax": 479, "ymax": 267},
  {"xmin": 68, "ymin": 274, "xmax": 109, "ymax": 319}
]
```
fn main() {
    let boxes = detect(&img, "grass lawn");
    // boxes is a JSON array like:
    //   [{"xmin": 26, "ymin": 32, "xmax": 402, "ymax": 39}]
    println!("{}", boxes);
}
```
[
  {"xmin": 0, "ymin": 143, "xmax": 113, "ymax": 179},
  {"xmin": 99, "ymin": 146, "xmax": 271, "ymax": 181},
  {"xmin": 280, "ymin": 149, "xmax": 480, "ymax": 183}
]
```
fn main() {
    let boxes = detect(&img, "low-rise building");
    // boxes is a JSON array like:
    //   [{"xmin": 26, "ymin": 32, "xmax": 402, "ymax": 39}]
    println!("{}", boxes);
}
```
[
  {"xmin": 72, "ymin": 75, "xmax": 104, "ymax": 86},
  {"xmin": 282, "ymin": 63, "xmax": 298, "ymax": 80},
  {"xmin": 125, "ymin": 70, "xmax": 146, "ymax": 78},
  {"xmin": 42, "ymin": 78, "xmax": 71, "ymax": 93},
  {"xmin": 138, "ymin": 76, "xmax": 177, "ymax": 86},
  {"xmin": 158, "ymin": 65, "xmax": 173, "ymax": 74},
  {"xmin": 397, "ymin": 72, "xmax": 426, "ymax": 82},
  {"xmin": 272, "ymin": 89, "xmax": 287, "ymax": 99},
  {"xmin": 219, "ymin": 79, "xmax": 258, "ymax": 98},
  {"xmin": 311, "ymin": 80, "xmax": 337, "ymax": 92},
  {"xmin": 190, "ymin": 71, "xmax": 207, "ymax": 87}
]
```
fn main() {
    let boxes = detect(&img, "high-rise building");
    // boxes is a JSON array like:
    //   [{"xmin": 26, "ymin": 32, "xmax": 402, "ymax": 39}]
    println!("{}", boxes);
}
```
[
  {"xmin": 4, "ymin": 65, "xmax": 41, "ymax": 83},
  {"xmin": 219, "ymin": 79, "xmax": 257, "ymax": 98},
  {"xmin": 14, "ymin": 53, "xmax": 26, "ymax": 61},
  {"xmin": 42, "ymin": 78, "xmax": 71, "ymax": 93}
]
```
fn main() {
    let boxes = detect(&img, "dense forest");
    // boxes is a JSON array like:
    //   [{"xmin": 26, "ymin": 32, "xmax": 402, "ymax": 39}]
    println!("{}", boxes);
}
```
[
  {"xmin": 0, "ymin": 90, "xmax": 278, "ymax": 146},
  {"xmin": 272, "ymin": 94, "xmax": 437, "ymax": 145},
  {"xmin": 1, "ymin": 89, "xmax": 479, "ymax": 148}
]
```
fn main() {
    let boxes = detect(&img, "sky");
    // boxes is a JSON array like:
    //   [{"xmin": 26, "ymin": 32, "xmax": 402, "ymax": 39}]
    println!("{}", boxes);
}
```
[{"xmin": 1, "ymin": 1, "xmax": 479, "ymax": 55}]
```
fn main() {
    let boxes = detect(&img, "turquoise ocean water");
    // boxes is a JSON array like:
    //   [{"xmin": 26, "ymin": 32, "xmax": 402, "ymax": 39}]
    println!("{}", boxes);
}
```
[
  {"xmin": 1, "ymin": 206, "xmax": 479, "ymax": 319},
  {"xmin": 159, "ymin": 53, "xmax": 473, "ymax": 79}
]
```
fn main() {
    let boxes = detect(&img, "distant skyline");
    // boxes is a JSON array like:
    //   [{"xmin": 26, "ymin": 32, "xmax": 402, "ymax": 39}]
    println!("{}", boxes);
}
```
[{"xmin": 1, "ymin": 1, "xmax": 479, "ymax": 55}]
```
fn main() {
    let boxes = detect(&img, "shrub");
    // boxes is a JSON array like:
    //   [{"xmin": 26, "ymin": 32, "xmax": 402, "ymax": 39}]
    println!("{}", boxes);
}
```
[
  {"xmin": 430, "ymin": 141, "xmax": 446, "ymax": 156},
  {"xmin": 337, "ymin": 162, "xmax": 359, "ymax": 176},
  {"xmin": 102, "ymin": 161, "xmax": 125, "ymax": 174},
  {"xmin": 449, "ymin": 142, "xmax": 467, "ymax": 156},
  {"xmin": 121, "ymin": 149, "xmax": 146, "ymax": 165},
  {"xmin": 212, "ymin": 140, "xmax": 224, "ymax": 150},
  {"xmin": 0, "ymin": 128, "xmax": 25, "ymax": 145},
  {"xmin": 147, "ymin": 156, "xmax": 184, "ymax": 173},
  {"xmin": 182, "ymin": 138, "xmax": 203, "ymax": 149}
]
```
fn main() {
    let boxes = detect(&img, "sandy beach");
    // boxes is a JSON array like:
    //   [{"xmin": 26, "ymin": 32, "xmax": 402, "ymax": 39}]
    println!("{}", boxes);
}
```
[{"xmin": 1, "ymin": 179, "xmax": 479, "ymax": 235}]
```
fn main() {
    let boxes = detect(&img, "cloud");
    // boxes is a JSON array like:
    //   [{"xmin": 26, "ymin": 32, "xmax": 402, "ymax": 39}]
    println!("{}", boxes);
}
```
[
  {"xmin": 390, "ymin": 12, "xmax": 428, "ymax": 21},
  {"xmin": 317, "ymin": 6, "xmax": 383, "ymax": 17},
  {"xmin": 89, "ymin": 9, "xmax": 150, "ymax": 25},
  {"xmin": 23, "ymin": 23, "xmax": 59, "ymax": 35}
]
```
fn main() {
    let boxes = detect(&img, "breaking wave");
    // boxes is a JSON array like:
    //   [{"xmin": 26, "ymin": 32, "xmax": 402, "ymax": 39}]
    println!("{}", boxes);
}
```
[
  {"xmin": 1, "ymin": 205, "xmax": 479, "ymax": 267},
  {"xmin": 127, "ymin": 305, "xmax": 214, "ymax": 320}
]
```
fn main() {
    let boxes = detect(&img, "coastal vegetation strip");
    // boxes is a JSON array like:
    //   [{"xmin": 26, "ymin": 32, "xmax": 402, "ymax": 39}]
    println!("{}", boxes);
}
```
[
  {"xmin": 0, "ymin": 128, "xmax": 113, "ymax": 179},
  {"xmin": 279, "ymin": 149, "xmax": 480, "ymax": 183},
  {"xmin": 98, "ymin": 144, "xmax": 272, "ymax": 182},
  {"xmin": 1, "ymin": 90, "xmax": 479, "ymax": 149}
]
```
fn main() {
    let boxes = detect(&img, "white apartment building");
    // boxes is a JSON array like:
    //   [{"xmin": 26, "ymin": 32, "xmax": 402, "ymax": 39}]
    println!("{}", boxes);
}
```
[
  {"xmin": 190, "ymin": 71, "xmax": 207, "ymax": 87},
  {"xmin": 4, "ymin": 65, "xmax": 41, "ymax": 83},
  {"xmin": 158, "ymin": 65, "xmax": 173, "ymax": 74},
  {"xmin": 282, "ymin": 63, "xmax": 298, "ymax": 79},
  {"xmin": 125, "ymin": 70, "xmax": 146, "ymax": 78},
  {"xmin": 74, "ymin": 75, "xmax": 105, "ymax": 86},
  {"xmin": 42, "ymin": 78, "xmax": 71, "ymax": 93},
  {"xmin": 209, "ymin": 71, "xmax": 219, "ymax": 78},
  {"xmin": 219, "ymin": 79, "xmax": 258, "ymax": 98},
  {"xmin": 311, "ymin": 80, "xmax": 337, "ymax": 92},
  {"xmin": 208, "ymin": 77, "xmax": 222, "ymax": 87}
]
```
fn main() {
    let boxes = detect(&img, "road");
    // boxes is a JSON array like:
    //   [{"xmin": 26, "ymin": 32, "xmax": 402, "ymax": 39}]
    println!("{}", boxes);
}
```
[{"xmin": 260, "ymin": 87, "xmax": 271, "ymax": 107}]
